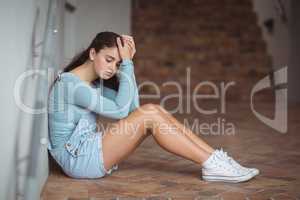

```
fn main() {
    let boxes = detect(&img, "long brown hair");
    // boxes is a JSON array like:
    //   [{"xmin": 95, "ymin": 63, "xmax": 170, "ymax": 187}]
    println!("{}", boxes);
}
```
[{"xmin": 63, "ymin": 31, "xmax": 124, "ymax": 91}]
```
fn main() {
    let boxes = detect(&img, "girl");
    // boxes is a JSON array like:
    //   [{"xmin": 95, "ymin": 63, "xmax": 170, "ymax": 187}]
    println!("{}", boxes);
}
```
[{"xmin": 48, "ymin": 31, "xmax": 259, "ymax": 183}]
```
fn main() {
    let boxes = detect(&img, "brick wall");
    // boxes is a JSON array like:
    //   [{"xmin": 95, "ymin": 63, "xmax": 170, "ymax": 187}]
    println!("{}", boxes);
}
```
[{"xmin": 131, "ymin": 0, "xmax": 273, "ymax": 102}]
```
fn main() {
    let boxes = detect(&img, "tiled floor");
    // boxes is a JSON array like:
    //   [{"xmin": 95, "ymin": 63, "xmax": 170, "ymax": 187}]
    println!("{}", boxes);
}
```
[{"xmin": 41, "ymin": 101, "xmax": 300, "ymax": 200}]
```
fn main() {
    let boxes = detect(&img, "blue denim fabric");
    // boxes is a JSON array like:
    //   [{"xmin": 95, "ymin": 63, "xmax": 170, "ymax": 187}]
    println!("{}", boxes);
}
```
[{"xmin": 48, "ymin": 113, "xmax": 118, "ymax": 179}]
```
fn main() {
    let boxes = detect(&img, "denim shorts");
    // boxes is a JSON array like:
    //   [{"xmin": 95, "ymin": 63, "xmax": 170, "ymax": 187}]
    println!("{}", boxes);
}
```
[{"xmin": 48, "ymin": 114, "xmax": 118, "ymax": 179}]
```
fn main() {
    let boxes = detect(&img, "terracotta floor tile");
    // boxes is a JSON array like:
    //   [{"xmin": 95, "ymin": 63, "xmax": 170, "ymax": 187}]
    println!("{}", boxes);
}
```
[{"xmin": 42, "ymin": 102, "xmax": 300, "ymax": 200}]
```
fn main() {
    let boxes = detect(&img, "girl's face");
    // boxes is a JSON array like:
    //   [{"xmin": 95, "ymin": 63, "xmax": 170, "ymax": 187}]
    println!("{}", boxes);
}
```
[{"xmin": 90, "ymin": 47, "xmax": 121, "ymax": 80}]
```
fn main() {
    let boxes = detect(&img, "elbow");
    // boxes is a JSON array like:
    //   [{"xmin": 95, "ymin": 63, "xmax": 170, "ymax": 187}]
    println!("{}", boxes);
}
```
[
  {"xmin": 105, "ymin": 112, "xmax": 128, "ymax": 120},
  {"xmin": 118, "ymin": 110, "xmax": 129, "ymax": 119},
  {"xmin": 119, "ymin": 108, "xmax": 130, "ymax": 119},
  {"xmin": 116, "ymin": 104, "xmax": 132, "ymax": 119}
]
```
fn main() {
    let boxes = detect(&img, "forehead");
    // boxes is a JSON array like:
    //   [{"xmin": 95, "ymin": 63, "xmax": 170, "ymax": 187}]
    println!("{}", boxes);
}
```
[{"xmin": 99, "ymin": 47, "xmax": 120, "ymax": 60}]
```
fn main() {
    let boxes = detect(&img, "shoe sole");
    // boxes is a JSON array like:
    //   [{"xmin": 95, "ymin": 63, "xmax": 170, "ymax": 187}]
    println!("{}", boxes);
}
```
[
  {"xmin": 202, "ymin": 172, "xmax": 255, "ymax": 183},
  {"xmin": 250, "ymin": 168, "xmax": 260, "ymax": 177}
]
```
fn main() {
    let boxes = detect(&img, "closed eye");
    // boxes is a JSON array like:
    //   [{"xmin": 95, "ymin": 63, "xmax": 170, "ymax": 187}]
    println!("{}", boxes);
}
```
[{"xmin": 105, "ymin": 55, "xmax": 121, "ymax": 68}]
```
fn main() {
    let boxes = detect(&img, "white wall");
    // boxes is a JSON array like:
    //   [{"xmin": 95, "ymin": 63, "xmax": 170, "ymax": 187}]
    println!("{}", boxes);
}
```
[
  {"xmin": 0, "ymin": 0, "xmax": 132, "ymax": 199},
  {"xmin": 1, "ymin": 0, "xmax": 63, "ymax": 199},
  {"xmin": 64, "ymin": 0, "xmax": 78, "ymax": 65},
  {"xmin": 64, "ymin": 0, "xmax": 132, "ymax": 67},
  {"xmin": 252, "ymin": 0, "xmax": 290, "ymax": 70},
  {"xmin": 0, "ymin": 0, "xmax": 66, "ymax": 198},
  {"xmin": 0, "ymin": 0, "xmax": 47, "ymax": 199},
  {"xmin": 252, "ymin": 0, "xmax": 300, "ymax": 102},
  {"xmin": 51, "ymin": 0, "xmax": 133, "ymax": 70}
]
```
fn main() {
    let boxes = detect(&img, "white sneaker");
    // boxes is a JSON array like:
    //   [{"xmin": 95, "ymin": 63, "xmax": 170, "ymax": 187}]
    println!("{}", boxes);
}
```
[
  {"xmin": 202, "ymin": 150, "xmax": 255, "ymax": 183},
  {"xmin": 216, "ymin": 148, "xmax": 260, "ymax": 176}
]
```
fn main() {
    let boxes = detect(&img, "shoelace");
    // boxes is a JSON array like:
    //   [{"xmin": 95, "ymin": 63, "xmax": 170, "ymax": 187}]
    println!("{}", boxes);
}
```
[
  {"xmin": 217, "ymin": 149, "xmax": 258, "ymax": 175},
  {"xmin": 217, "ymin": 148, "xmax": 230, "ymax": 161},
  {"xmin": 218, "ymin": 148, "xmax": 246, "ymax": 172},
  {"xmin": 211, "ymin": 152, "xmax": 240, "ymax": 173}
]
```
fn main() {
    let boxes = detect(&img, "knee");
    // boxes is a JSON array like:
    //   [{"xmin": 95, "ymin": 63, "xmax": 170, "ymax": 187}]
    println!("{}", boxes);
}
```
[
  {"xmin": 139, "ymin": 103, "xmax": 161, "ymax": 113},
  {"xmin": 140, "ymin": 103, "xmax": 158, "ymax": 111},
  {"xmin": 139, "ymin": 104, "xmax": 168, "ymax": 116}
]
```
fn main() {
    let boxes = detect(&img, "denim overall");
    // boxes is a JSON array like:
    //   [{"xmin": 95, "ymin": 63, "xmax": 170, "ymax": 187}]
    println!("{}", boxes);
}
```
[{"xmin": 48, "ymin": 112, "xmax": 118, "ymax": 178}]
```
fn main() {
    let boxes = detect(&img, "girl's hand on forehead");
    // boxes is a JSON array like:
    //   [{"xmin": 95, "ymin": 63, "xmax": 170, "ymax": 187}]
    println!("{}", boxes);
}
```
[
  {"xmin": 121, "ymin": 35, "xmax": 136, "ymax": 60},
  {"xmin": 117, "ymin": 37, "xmax": 131, "ymax": 60}
]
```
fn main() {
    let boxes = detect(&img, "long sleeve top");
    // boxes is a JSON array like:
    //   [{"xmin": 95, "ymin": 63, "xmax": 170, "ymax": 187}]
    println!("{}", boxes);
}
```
[{"xmin": 48, "ymin": 59, "xmax": 139, "ymax": 149}]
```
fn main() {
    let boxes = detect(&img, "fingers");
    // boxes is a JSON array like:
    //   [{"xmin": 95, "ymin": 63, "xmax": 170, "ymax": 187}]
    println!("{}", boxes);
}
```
[
  {"xmin": 117, "ymin": 35, "xmax": 136, "ymax": 60},
  {"xmin": 116, "ymin": 37, "xmax": 123, "ymax": 49},
  {"xmin": 121, "ymin": 35, "xmax": 136, "ymax": 54},
  {"xmin": 124, "ymin": 39, "xmax": 134, "ymax": 50},
  {"xmin": 121, "ymin": 35, "xmax": 135, "ymax": 48},
  {"xmin": 121, "ymin": 34, "xmax": 133, "ymax": 40}
]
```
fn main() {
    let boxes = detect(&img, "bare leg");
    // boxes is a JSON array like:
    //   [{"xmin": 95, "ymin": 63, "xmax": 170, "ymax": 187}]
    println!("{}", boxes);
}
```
[
  {"xmin": 155, "ymin": 106, "xmax": 215, "ymax": 154},
  {"xmin": 101, "ymin": 104, "xmax": 211, "ymax": 171}
]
